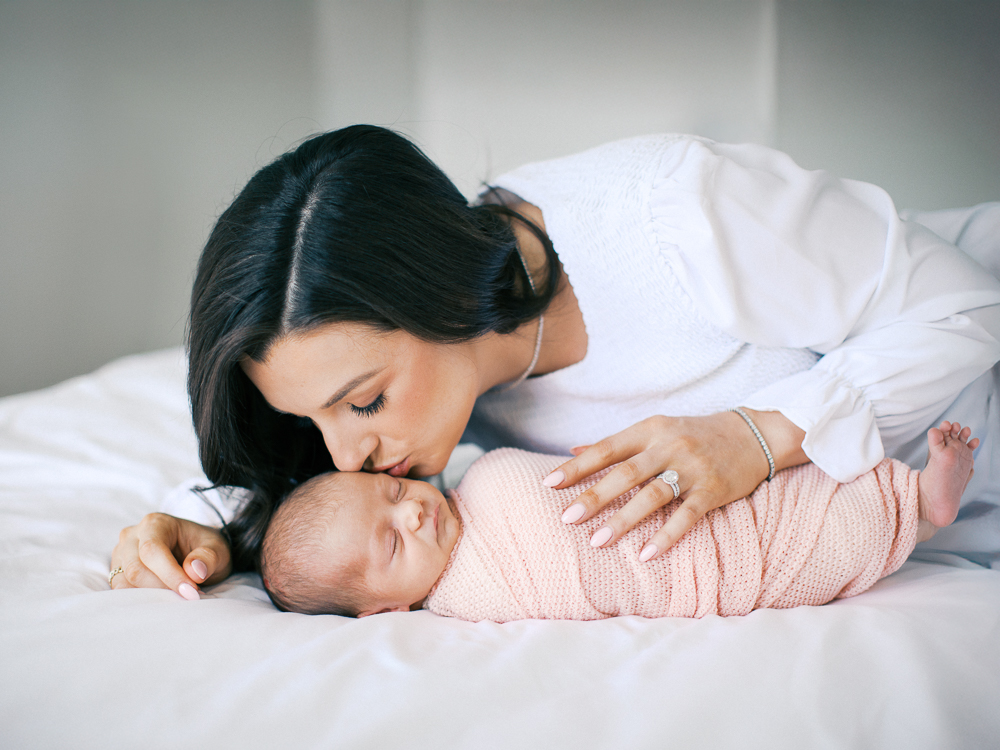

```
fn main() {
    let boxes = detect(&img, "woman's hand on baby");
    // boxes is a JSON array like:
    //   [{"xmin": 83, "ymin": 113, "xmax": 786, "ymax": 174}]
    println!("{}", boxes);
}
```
[
  {"xmin": 110, "ymin": 514, "xmax": 232, "ymax": 599},
  {"xmin": 545, "ymin": 411, "xmax": 807, "ymax": 560}
]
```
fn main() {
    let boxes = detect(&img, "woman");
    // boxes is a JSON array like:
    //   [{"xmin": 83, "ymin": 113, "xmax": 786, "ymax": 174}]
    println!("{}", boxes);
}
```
[{"xmin": 111, "ymin": 125, "xmax": 1000, "ymax": 598}]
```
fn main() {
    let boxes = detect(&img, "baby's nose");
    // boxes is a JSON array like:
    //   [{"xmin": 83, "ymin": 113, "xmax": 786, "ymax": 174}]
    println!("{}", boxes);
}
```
[{"xmin": 400, "ymin": 499, "xmax": 423, "ymax": 532}]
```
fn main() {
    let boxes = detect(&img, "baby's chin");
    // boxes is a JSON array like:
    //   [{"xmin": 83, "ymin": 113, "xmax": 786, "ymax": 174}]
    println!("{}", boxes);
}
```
[{"xmin": 445, "ymin": 491, "xmax": 459, "ymax": 517}]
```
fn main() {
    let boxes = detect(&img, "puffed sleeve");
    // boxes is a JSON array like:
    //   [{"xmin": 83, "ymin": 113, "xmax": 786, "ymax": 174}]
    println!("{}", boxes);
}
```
[{"xmin": 648, "ymin": 137, "xmax": 1000, "ymax": 482}]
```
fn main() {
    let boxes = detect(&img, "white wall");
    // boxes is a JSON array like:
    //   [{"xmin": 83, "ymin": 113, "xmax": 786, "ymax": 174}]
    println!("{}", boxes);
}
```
[{"xmin": 1, "ymin": 0, "xmax": 998, "ymax": 397}]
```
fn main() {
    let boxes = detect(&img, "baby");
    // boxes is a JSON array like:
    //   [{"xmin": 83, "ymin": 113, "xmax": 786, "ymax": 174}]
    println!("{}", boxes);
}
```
[{"xmin": 260, "ymin": 422, "xmax": 978, "ymax": 622}]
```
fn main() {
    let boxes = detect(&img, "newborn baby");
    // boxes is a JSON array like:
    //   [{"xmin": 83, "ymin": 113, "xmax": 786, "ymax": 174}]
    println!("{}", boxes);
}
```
[{"xmin": 260, "ymin": 423, "xmax": 977, "ymax": 622}]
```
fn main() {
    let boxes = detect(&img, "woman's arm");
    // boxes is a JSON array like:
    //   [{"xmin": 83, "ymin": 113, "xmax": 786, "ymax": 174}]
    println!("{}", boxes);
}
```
[
  {"xmin": 552, "ymin": 136, "xmax": 1000, "ymax": 559},
  {"xmin": 653, "ymin": 137, "xmax": 1000, "ymax": 480},
  {"xmin": 110, "ymin": 514, "xmax": 232, "ymax": 599}
]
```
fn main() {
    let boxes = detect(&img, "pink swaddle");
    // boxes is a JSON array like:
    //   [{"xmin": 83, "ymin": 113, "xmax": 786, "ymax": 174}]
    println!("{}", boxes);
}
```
[{"xmin": 424, "ymin": 448, "xmax": 919, "ymax": 622}]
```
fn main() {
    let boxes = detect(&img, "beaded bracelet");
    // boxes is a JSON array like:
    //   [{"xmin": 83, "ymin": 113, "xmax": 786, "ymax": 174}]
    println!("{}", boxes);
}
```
[{"xmin": 729, "ymin": 407, "xmax": 775, "ymax": 482}]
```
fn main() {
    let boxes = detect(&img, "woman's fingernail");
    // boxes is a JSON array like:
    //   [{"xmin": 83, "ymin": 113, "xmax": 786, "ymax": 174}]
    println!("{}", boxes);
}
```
[
  {"xmin": 590, "ymin": 527, "xmax": 613, "ymax": 547},
  {"xmin": 178, "ymin": 583, "xmax": 200, "ymax": 601},
  {"xmin": 191, "ymin": 559, "xmax": 208, "ymax": 581},
  {"xmin": 561, "ymin": 503, "xmax": 586, "ymax": 524},
  {"xmin": 638, "ymin": 544, "xmax": 658, "ymax": 562},
  {"xmin": 543, "ymin": 470, "xmax": 565, "ymax": 488}
]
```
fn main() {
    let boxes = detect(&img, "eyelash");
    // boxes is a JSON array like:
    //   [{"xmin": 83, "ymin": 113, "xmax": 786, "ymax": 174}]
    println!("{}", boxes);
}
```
[{"xmin": 350, "ymin": 393, "xmax": 386, "ymax": 418}]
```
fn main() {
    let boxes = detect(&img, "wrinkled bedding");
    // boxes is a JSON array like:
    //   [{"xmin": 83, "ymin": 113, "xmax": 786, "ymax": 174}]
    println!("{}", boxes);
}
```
[{"xmin": 2, "ymin": 348, "xmax": 999, "ymax": 749}]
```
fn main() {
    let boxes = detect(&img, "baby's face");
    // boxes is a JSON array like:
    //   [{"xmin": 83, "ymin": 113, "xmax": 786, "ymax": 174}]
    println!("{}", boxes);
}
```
[{"xmin": 317, "ymin": 471, "xmax": 460, "ymax": 616}]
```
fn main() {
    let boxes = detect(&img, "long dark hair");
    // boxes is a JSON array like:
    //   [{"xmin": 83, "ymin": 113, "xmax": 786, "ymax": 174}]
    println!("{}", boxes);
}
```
[{"xmin": 187, "ymin": 125, "xmax": 559, "ymax": 571}]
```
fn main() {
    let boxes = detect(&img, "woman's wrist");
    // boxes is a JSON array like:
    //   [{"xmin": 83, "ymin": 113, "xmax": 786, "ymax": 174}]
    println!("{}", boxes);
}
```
[
  {"xmin": 733, "ymin": 408, "xmax": 808, "ymax": 476},
  {"xmin": 729, "ymin": 407, "xmax": 775, "ymax": 480}
]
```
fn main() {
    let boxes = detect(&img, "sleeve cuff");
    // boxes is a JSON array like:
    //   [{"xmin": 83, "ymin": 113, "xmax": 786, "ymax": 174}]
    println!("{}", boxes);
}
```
[{"xmin": 741, "ymin": 369, "xmax": 884, "ymax": 483}]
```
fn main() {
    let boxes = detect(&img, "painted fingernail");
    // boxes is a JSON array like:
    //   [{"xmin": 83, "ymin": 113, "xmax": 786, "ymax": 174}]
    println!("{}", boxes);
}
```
[
  {"xmin": 191, "ymin": 559, "xmax": 208, "ymax": 581},
  {"xmin": 561, "ymin": 503, "xmax": 586, "ymax": 524},
  {"xmin": 639, "ymin": 544, "xmax": 658, "ymax": 563},
  {"xmin": 543, "ymin": 470, "xmax": 565, "ymax": 488},
  {"xmin": 178, "ymin": 583, "xmax": 200, "ymax": 601},
  {"xmin": 590, "ymin": 527, "xmax": 613, "ymax": 547}
]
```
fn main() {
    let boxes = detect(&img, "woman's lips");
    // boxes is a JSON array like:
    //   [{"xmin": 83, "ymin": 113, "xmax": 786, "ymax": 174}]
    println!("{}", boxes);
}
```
[{"xmin": 384, "ymin": 458, "xmax": 410, "ymax": 477}]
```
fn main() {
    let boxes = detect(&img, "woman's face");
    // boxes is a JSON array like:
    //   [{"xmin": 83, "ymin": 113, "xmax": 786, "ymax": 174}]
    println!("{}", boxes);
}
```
[{"xmin": 242, "ymin": 323, "xmax": 480, "ymax": 478}]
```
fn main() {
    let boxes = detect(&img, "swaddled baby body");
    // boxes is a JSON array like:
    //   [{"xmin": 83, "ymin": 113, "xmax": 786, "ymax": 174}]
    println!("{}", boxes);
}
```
[{"xmin": 260, "ymin": 423, "xmax": 977, "ymax": 622}]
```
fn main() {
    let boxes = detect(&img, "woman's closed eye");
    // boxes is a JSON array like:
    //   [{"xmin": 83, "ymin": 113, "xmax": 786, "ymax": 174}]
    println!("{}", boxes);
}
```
[{"xmin": 350, "ymin": 393, "xmax": 386, "ymax": 418}]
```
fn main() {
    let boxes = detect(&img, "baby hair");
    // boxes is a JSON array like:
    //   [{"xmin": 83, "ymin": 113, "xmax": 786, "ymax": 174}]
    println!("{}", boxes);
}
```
[{"xmin": 260, "ymin": 473, "xmax": 370, "ymax": 617}]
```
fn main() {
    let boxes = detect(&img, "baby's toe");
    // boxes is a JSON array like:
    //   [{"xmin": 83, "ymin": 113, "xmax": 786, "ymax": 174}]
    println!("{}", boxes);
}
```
[{"xmin": 927, "ymin": 427, "xmax": 945, "ymax": 451}]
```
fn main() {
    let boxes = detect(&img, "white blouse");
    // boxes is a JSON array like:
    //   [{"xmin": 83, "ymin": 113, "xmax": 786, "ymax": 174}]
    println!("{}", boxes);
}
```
[{"xmin": 471, "ymin": 135, "xmax": 1000, "ymax": 483}]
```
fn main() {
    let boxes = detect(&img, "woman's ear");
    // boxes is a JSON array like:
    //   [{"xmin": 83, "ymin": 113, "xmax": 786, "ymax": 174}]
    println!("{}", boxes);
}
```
[{"xmin": 357, "ymin": 605, "xmax": 409, "ymax": 618}]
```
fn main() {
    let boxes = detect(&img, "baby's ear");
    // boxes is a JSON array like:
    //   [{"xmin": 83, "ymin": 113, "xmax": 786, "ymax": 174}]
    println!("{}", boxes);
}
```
[{"xmin": 357, "ymin": 605, "xmax": 409, "ymax": 618}]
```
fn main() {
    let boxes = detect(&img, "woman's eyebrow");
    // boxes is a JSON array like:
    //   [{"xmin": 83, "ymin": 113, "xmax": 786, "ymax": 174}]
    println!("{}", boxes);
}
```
[{"xmin": 322, "ymin": 368, "xmax": 384, "ymax": 409}]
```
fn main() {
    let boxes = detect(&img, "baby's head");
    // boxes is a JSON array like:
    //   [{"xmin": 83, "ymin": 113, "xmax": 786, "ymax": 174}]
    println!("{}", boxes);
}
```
[{"xmin": 260, "ymin": 470, "xmax": 460, "ymax": 617}]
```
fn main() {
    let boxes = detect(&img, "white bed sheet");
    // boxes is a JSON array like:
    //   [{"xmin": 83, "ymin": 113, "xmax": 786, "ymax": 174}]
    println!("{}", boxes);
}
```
[{"xmin": 2, "ymin": 348, "xmax": 999, "ymax": 749}]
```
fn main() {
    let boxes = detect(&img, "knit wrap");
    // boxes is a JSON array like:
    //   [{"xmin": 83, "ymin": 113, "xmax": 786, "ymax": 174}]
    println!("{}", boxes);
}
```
[{"xmin": 424, "ymin": 448, "xmax": 919, "ymax": 622}]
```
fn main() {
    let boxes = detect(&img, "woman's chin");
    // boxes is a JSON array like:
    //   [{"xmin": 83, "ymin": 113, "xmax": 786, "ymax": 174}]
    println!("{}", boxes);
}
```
[
  {"xmin": 410, "ymin": 464, "xmax": 438, "ymax": 479},
  {"xmin": 411, "ymin": 455, "xmax": 448, "ymax": 478}
]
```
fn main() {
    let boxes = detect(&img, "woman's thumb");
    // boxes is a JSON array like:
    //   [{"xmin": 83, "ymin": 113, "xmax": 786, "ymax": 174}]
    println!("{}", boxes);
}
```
[{"xmin": 184, "ymin": 547, "xmax": 223, "ymax": 583}]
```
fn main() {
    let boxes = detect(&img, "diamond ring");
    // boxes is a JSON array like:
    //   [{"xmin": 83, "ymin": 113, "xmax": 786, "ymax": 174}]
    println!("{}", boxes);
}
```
[{"xmin": 657, "ymin": 469, "xmax": 680, "ymax": 499}]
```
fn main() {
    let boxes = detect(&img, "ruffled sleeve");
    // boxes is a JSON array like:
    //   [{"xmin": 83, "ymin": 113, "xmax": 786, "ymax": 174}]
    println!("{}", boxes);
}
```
[{"xmin": 648, "ymin": 137, "xmax": 1000, "ymax": 481}]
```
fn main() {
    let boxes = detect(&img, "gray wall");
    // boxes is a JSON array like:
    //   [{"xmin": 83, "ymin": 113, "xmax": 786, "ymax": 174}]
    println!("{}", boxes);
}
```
[
  {"xmin": 0, "ymin": 1, "xmax": 319, "ymax": 397},
  {"xmin": 318, "ymin": 0, "xmax": 779, "ymax": 197},
  {"xmin": 2, "ymin": 0, "xmax": 998, "ymax": 397},
  {"xmin": 776, "ymin": 0, "xmax": 1000, "ymax": 209}
]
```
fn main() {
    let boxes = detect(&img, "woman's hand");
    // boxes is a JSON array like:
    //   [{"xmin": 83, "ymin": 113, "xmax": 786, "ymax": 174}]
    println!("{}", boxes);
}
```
[
  {"xmin": 544, "ymin": 410, "xmax": 808, "ymax": 561},
  {"xmin": 110, "ymin": 514, "xmax": 232, "ymax": 600}
]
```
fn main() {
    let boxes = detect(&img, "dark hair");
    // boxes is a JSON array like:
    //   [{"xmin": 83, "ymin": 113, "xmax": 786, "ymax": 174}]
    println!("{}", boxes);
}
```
[{"xmin": 187, "ymin": 125, "xmax": 559, "ymax": 571}]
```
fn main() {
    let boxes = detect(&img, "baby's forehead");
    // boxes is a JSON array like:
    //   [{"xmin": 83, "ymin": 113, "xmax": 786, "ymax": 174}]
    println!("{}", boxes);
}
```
[
  {"xmin": 298, "ymin": 471, "xmax": 351, "ymax": 498},
  {"xmin": 296, "ymin": 470, "xmax": 376, "ymax": 509},
  {"xmin": 295, "ymin": 473, "xmax": 380, "ymax": 552}
]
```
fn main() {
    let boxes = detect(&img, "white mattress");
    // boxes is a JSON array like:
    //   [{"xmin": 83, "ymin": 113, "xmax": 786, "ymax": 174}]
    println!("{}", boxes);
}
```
[{"xmin": 2, "ymin": 348, "xmax": 999, "ymax": 749}]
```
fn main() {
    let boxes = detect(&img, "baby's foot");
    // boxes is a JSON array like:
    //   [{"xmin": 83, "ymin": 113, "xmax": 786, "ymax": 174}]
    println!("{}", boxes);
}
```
[{"xmin": 918, "ymin": 421, "xmax": 978, "ymax": 534}]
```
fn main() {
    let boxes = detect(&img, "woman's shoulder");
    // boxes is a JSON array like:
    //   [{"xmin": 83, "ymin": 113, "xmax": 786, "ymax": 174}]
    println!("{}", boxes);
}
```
[
  {"xmin": 486, "ymin": 134, "xmax": 699, "ymax": 253},
  {"xmin": 493, "ymin": 133, "xmax": 693, "ymax": 188}
]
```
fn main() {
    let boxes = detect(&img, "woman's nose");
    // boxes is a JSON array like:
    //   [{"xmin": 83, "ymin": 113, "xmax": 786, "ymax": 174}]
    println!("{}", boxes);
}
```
[{"xmin": 318, "ymin": 424, "xmax": 378, "ymax": 473}]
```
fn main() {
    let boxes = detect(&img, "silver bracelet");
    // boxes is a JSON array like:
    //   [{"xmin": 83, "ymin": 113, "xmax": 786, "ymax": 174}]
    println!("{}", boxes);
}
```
[{"xmin": 729, "ymin": 407, "xmax": 775, "ymax": 482}]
